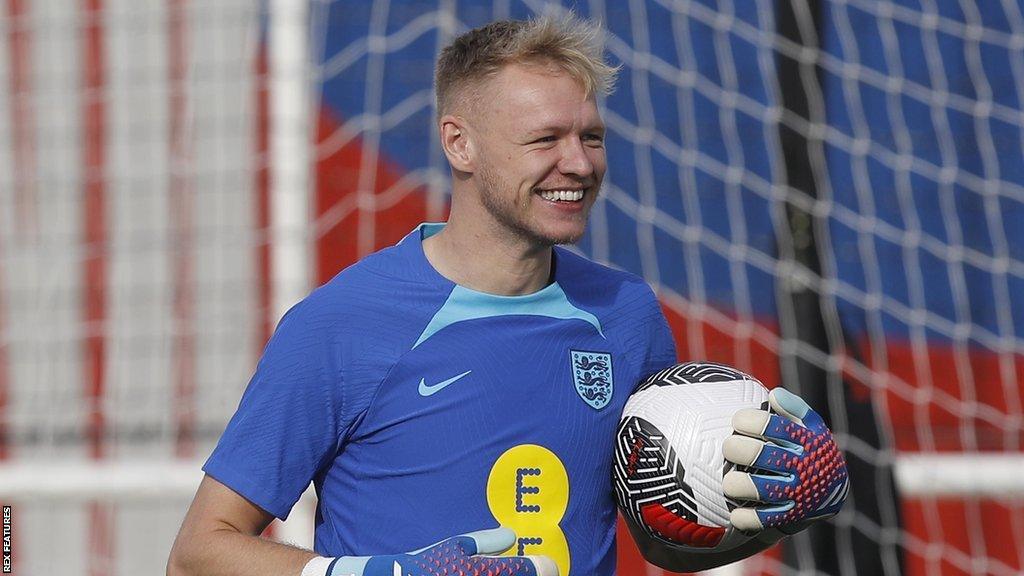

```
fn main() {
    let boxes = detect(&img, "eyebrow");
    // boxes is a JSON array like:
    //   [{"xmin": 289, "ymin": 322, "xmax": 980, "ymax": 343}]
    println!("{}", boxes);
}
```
[{"xmin": 522, "ymin": 123, "xmax": 606, "ymax": 137}]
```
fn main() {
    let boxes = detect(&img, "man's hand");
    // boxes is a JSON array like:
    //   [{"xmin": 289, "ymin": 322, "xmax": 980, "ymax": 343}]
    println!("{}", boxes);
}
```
[
  {"xmin": 723, "ymin": 388, "xmax": 849, "ymax": 534},
  {"xmin": 323, "ymin": 527, "xmax": 558, "ymax": 576}
]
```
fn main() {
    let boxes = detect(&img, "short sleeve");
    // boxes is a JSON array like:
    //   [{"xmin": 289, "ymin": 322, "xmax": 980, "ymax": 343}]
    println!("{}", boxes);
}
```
[
  {"xmin": 641, "ymin": 294, "xmax": 677, "ymax": 380},
  {"xmin": 203, "ymin": 302, "xmax": 344, "ymax": 520}
]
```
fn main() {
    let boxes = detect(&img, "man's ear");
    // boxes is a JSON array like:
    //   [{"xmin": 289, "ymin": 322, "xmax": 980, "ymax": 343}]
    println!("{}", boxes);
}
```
[{"xmin": 439, "ymin": 115, "xmax": 475, "ymax": 173}]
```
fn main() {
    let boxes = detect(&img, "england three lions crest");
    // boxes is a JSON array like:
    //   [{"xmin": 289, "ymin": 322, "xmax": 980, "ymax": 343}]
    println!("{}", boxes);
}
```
[{"xmin": 571, "ymin": 350, "xmax": 613, "ymax": 410}]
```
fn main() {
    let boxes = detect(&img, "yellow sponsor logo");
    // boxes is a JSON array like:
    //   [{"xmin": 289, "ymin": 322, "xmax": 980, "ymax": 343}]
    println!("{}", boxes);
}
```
[{"xmin": 486, "ymin": 444, "xmax": 570, "ymax": 576}]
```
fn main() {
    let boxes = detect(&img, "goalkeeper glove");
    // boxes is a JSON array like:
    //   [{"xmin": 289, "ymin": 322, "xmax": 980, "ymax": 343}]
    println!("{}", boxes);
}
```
[
  {"xmin": 723, "ymin": 387, "xmax": 850, "ymax": 534},
  {"xmin": 302, "ymin": 527, "xmax": 558, "ymax": 576}
]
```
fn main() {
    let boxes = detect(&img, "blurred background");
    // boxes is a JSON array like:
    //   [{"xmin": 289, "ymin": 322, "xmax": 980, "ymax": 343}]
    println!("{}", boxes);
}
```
[{"xmin": 0, "ymin": 0, "xmax": 1022, "ymax": 574}]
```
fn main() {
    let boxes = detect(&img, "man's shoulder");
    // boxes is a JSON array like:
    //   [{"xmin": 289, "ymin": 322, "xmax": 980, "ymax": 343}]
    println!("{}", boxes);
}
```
[
  {"xmin": 314, "ymin": 239, "xmax": 429, "ymax": 299},
  {"xmin": 287, "ymin": 242, "xmax": 441, "ymax": 337},
  {"xmin": 554, "ymin": 247, "xmax": 656, "ymax": 303},
  {"xmin": 330, "ymin": 241, "xmax": 413, "ymax": 284}
]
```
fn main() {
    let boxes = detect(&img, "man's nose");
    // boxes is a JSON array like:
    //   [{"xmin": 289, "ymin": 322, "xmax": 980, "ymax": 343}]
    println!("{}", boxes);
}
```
[{"xmin": 557, "ymin": 136, "xmax": 596, "ymax": 178}]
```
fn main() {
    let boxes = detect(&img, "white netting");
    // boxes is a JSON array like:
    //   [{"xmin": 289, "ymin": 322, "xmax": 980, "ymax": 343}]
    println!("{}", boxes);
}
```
[
  {"xmin": 1, "ymin": 1, "xmax": 1022, "ymax": 575},
  {"xmin": 0, "ymin": 1, "xmax": 269, "ymax": 573}
]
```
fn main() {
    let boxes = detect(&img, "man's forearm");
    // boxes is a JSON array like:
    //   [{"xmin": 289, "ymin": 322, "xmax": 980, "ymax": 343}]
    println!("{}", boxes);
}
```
[{"xmin": 167, "ymin": 527, "xmax": 319, "ymax": 576}]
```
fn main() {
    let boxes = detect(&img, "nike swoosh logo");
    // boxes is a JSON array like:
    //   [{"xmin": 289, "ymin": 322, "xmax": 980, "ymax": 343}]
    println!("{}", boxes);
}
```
[{"xmin": 418, "ymin": 370, "xmax": 472, "ymax": 397}]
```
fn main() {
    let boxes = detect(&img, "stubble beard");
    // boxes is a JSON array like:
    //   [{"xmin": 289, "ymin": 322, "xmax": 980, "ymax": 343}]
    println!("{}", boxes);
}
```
[{"xmin": 477, "ymin": 161, "xmax": 592, "ymax": 248}]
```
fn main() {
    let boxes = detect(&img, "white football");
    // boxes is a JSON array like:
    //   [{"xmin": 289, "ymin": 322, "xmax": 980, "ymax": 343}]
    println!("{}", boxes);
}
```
[{"xmin": 612, "ymin": 361, "xmax": 769, "ymax": 548}]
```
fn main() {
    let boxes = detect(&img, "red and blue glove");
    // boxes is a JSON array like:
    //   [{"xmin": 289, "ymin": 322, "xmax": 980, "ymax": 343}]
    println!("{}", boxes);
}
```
[{"xmin": 722, "ymin": 388, "xmax": 849, "ymax": 534}]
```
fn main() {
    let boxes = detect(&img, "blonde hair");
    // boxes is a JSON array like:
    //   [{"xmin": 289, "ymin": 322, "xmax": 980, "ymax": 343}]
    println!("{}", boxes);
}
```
[{"xmin": 435, "ymin": 13, "xmax": 619, "ymax": 116}]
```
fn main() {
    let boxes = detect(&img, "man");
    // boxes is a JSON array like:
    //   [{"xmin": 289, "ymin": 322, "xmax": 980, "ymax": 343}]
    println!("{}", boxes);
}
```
[{"xmin": 168, "ymin": 14, "xmax": 845, "ymax": 576}]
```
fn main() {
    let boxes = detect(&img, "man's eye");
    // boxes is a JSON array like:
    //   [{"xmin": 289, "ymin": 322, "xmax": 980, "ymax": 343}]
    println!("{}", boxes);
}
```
[
  {"xmin": 533, "ymin": 136, "xmax": 557, "ymax": 144},
  {"xmin": 584, "ymin": 134, "xmax": 605, "ymax": 143}
]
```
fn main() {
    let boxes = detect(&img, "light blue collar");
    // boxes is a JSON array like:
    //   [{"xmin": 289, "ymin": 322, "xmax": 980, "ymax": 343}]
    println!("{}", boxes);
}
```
[{"xmin": 406, "ymin": 223, "xmax": 604, "ymax": 348}]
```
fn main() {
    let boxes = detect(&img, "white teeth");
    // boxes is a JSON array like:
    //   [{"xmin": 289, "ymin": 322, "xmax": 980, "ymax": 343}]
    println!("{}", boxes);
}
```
[{"xmin": 539, "ymin": 189, "xmax": 584, "ymax": 202}]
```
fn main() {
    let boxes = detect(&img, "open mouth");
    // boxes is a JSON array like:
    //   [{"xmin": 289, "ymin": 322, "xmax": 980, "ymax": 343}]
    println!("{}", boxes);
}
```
[{"xmin": 536, "ymin": 188, "xmax": 586, "ymax": 203}]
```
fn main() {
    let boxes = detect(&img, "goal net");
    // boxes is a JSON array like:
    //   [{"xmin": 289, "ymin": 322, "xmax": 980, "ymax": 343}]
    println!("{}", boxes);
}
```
[{"xmin": 0, "ymin": 1, "xmax": 1021, "ymax": 575}]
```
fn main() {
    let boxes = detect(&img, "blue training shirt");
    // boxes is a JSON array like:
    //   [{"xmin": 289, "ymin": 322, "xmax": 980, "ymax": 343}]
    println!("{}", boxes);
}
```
[{"xmin": 204, "ymin": 223, "xmax": 677, "ymax": 576}]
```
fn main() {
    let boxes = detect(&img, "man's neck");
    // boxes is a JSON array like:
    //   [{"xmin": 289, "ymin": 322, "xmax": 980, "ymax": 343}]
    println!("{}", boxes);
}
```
[{"xmin": 422, "ymin": 220, "xmax": 553, "ymax": 296}]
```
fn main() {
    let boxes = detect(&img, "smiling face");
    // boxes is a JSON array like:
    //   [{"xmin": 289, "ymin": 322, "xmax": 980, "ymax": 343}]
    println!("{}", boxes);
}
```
[{"xmin": 458, "ymin": 63, "xmax": 607, "ymax": 247}]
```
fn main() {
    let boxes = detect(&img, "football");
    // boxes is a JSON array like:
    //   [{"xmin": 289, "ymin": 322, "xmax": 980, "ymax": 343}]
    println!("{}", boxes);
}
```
[{"xmin": 612, "ymin": 361, "xmax": 769, "ymax": 548}]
